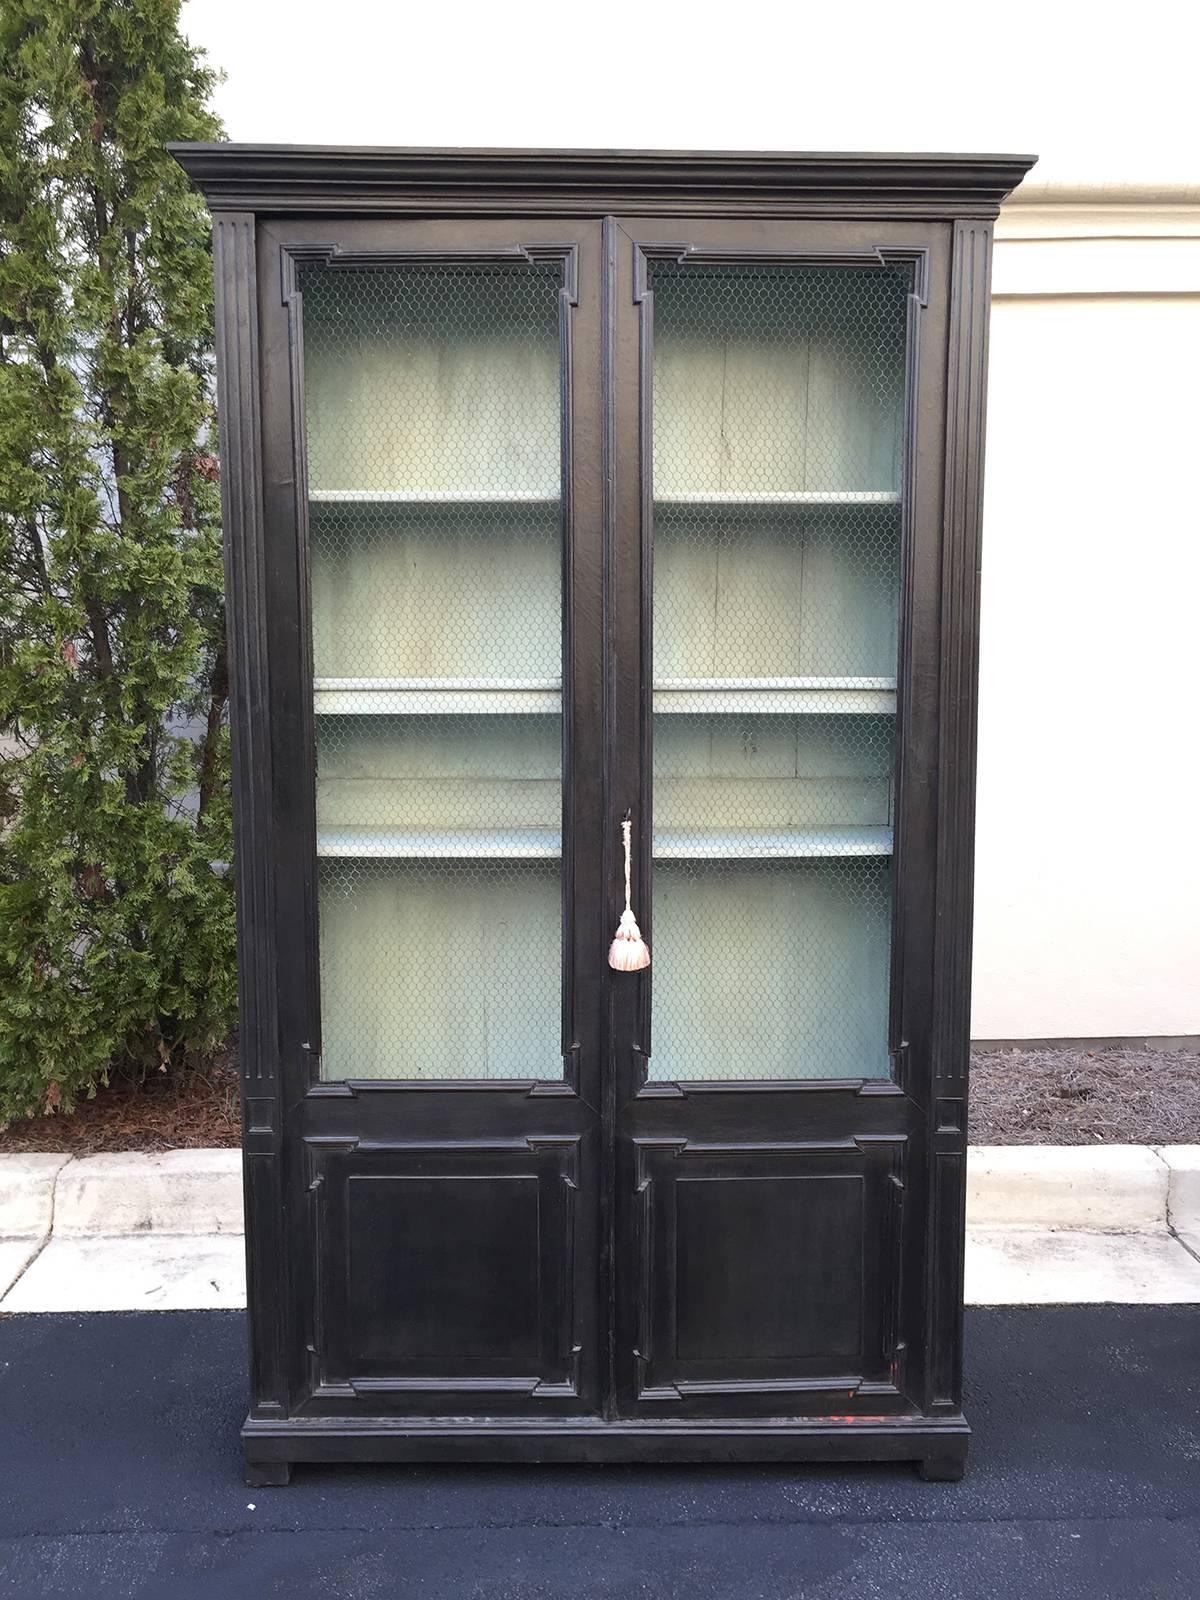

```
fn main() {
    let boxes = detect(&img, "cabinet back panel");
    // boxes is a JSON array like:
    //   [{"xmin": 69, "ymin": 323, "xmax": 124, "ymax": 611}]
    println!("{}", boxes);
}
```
[
  {"xmin": 316, "ymin": 714, "xmax": 561, "ymax": 831},
  {"xmin": 648, "ymin": 860, "xmax": 892, "ymax": 1082},
  {"xmin": 653, "ymin": 508, "xmax": 900, "ymax": 681},
  {"xmin": 318, "ymin": 860, "xmax": 561, "ymax": 1081},
  {"xmin": 651, "ymin": 267, "xmax": 906, "ymax": 496},
  {"xmin": 653, "ymin": 713, "xmax": 893, "ymax": 833},
  {"xmin": 310, "ymin": 504, "xmax": 560, "ymax": 681},
  {"xmin": 303, "ymin": 273, "xmax": 560, "ymax": 495}
]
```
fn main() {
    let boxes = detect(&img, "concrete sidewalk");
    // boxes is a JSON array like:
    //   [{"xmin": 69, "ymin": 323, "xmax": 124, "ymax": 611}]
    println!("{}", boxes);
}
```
[{"xmin": 2, "ymin": 1145, "xmax": 1200, "ymax": 1311}]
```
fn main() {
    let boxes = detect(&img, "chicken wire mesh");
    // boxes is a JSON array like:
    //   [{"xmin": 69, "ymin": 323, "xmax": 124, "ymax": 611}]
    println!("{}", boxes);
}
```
[
  {"xmin": 645, "ymin": 260, "xmax": 909, "ymax": 1081},
  {"xmin": 299, "ymin": 258, "xmax": 565, "ymax": 1081}
]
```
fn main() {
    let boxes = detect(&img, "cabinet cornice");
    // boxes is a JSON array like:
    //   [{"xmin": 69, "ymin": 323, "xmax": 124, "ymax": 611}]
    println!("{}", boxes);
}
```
[{"xmin": 170, "ymin": 144, "xmax": 1036, "ymax": 220}]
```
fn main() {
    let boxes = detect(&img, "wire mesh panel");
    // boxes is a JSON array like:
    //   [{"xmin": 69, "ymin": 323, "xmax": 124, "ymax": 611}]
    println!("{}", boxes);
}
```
[
  {"xmin": 300, "ymin": 258, "xmax": 566, "ymax": 1081},
  {"xmin": 646, "ymin": 260, "xmax": 909, "ymax": 1081}
]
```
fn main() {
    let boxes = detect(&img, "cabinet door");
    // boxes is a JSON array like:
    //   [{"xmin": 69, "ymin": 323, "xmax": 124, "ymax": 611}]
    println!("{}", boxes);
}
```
[
  {"xmin": 256, "ymin": 219, "xmax": 605, "ymax": 1417},
  {"xmin": 608, "ymin": 219, "xmax": 950, "ymax": 1418}
]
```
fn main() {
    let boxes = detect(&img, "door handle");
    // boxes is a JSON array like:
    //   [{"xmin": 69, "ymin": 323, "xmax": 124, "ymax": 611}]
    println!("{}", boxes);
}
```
[{"xmin": 609, "ymin": 812, "xmax": 651, "ymax": 971}]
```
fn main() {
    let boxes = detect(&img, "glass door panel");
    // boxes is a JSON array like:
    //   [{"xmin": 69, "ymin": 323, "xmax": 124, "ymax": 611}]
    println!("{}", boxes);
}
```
[
  {"xmin": 300, "ymin": 258, "xmax": 565, "ymax": 1080},
  {"xmin": 647, "ymin": 260, "xmax": 909, "ymax": 1081}
]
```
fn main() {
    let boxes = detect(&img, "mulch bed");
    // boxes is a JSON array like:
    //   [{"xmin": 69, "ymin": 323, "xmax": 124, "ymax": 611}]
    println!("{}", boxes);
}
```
[
  {"xmin": 0, "ymin": 1048, "xmax": 241, "ymax": 1154},
  {"xmin": 969, "ymin": 1046, "xmax": 1200, "ymax": 1146},
  {"xmin": 1, "ymin": 1044, "xmax": 1196, "ymax": 1153}
]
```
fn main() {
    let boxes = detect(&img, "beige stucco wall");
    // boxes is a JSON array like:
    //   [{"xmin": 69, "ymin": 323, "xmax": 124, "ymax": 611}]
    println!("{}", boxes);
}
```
[{"xmin": 973, "ymin": 194, "xmax": 1200, "ymax": 1038}]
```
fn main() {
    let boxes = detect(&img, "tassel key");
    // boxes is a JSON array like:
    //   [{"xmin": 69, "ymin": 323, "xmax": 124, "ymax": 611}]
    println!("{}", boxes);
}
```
[{"xmin": 609, "ymin": 817, "xmax": 650, "ymax": 972}]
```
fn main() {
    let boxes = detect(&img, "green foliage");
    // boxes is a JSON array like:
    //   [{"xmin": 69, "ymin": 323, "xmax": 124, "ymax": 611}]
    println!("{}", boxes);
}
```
[{"xmin": 0, "ymin": 1, "xmax": 233, "ymax": 1121}]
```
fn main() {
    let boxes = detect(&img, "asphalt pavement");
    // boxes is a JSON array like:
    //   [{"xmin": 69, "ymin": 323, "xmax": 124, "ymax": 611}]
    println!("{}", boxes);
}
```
[{"xmin": 0, "ymin": 1306, "xmax": 1197, "ymax": 1599}]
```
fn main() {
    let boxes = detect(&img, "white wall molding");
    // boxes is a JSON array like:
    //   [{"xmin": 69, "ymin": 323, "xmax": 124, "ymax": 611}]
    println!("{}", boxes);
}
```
[
  {"xmin": 995, "ymin": 192, "xmax": 1200, "ymax": 296},
  {"xmin": 1004, "ymin": 180, "xmax": 1200, "ymax": 209},
  {"xmin": 998, "ymin": 204, "xmax": 1200, "ymax": 240}
]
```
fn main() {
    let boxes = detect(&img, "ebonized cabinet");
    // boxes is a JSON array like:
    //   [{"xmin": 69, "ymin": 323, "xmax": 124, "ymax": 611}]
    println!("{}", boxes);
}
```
[{"xmin": 172, "ymin": 146, "xmax": 1036, "ymax": 1484}]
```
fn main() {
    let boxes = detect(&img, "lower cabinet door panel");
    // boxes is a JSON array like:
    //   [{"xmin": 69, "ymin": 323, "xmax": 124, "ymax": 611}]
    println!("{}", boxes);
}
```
[
  {"xmin": 302, "ymin": 1139, "xmax": 597, "ymax": 1418},
  {"xmin": 627, "ymin": 1138, "xmax": 909, "ymax": 1417}
]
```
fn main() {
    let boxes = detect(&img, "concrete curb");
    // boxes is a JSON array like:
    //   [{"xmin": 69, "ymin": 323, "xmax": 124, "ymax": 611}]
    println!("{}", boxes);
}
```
[
  {"xmin": 1157, "ymin": 1144, "xmax": 1200, "ymax": 1232},
  {"xmin": 2, "ymin": 1145, "xmax": 1199, "ymax": 1310},
  {"xmin": 5, "ymin": 1145, "xmax": 1198, "ymax": 1241},
  {"xmin": 51, "ymin": 1149, "xmax": 244, "ymax": 1238},
  {"xmin": 0, "ymin": 1153, "xmax": 72, "ymax": 1239},
  {"xmin": 0, "ymin": 1154, "xmax": 73, "ymax": 1303},
  {"xmin": 966, "ymin": 1144, "xmax": 1172, "ymax": 1231}
]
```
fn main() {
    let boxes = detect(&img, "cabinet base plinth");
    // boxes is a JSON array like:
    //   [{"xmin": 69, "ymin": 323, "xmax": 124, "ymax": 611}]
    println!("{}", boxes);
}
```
[
  {"xmin": 241, "ymin": 1414, "xmax": 969, "ymax": 1475},
  {"xmin": 244, "ymin": 1456, "xmax": 293, "ymax": 1487}
]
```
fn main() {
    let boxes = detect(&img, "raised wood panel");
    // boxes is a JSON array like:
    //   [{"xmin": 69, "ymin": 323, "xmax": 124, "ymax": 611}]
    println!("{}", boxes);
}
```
[
  {"xmin": 631, "ymin": 1139, "xmax": 905, "ymax": 1412},
  {"xmin": 348, "ymin": 1173, "xmax": 540, "ymax": 1361},
  {"xmin": 312, "ymin": 1138, "xmax": 582, "ymax": 1402},
  {"xmin": 675, "ymin": 1174, "xmax": 863, "ymax": 1360}
]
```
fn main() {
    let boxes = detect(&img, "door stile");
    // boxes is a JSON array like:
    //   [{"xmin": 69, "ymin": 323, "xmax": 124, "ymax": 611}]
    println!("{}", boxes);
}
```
[
  {"xmin": 607, "ymin": 216, "xmax": 953, "ymax": 1425},
  {"xmin": 920, "ymin": 218, "xmax": 996, "ymax": 1418},
  {"xmin": 256, "ymin": 216, "xmax": 609, "ymax": 1420},
  {"xmin": 214, "ymin": 211, "xmax": 290, "ymax": 1423},
  {"xmin": 603, "ymin": 218, "xmax": 652, "ymax": 1417}
]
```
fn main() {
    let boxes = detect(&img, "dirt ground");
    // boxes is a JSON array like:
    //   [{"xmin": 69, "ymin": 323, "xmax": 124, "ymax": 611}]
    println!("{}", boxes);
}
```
[{"xmin": 1, "ymin": 1044, "xmax": 1196, "ymax": 1152}]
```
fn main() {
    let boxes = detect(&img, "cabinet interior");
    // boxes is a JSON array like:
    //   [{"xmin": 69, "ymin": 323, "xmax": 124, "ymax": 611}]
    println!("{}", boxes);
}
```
[{"xmin": 303, "ymin": 256, "xmax": 906, "ymax": 1082}]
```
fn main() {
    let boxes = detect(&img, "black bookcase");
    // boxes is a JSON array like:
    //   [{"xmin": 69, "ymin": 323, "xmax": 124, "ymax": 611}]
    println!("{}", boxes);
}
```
[{"xmin": 173, "ymin": 146, "xmax": 1036, "ymax": 1484}]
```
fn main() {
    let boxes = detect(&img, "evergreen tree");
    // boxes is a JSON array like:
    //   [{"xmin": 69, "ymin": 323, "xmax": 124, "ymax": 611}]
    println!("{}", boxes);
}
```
[{"xmin": 0, "ymin": 1, "xmax": 233, "ymax": 1120}]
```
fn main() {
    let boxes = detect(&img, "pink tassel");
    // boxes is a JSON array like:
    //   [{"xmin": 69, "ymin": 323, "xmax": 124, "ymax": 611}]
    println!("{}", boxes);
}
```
[{"xmin": 609, "ymin": 817, "xmax": 650, "ymax": 972}]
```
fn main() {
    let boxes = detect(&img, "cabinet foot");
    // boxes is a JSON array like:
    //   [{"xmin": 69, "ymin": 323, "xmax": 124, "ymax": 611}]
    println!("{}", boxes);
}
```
[
  {"xmin": 918, "ymin": 1453, "xmax": 966, "ymax": 1483},
  {"xmin": 245, "ymin": 1458, "xmax": 293, "ymax": 1487}
]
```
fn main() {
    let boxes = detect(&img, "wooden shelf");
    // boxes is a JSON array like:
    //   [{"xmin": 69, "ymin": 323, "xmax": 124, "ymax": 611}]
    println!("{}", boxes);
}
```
[
  {"xmin": 653, "ymin": 678, "xmax": 896, "ymax": 715},
  {"xmin": 655, "ymin": 490, "xmax": 899, "ymax": 507},
  {"xmin": 308, "ymin": 488, "xmax": 893, "ymax": 508},
  {"xmin": 313, "ymin": 678, "xmax": 561, "ymax": 716},
  {"xmin": 309, "ymin": 488, "xmax": 558, "ymax": 505},
  {"xmin": 313, "ymin": 677, "xmax": 896, "ymax": 716},
  {"xmin": 316, "ymin": 826, "xmax": 892, "ymax": 861},
  {"xmin": 656, "ymin": 827, "xmax": 893, "ymax": 859},
  {"xmin": 317, "ymin": 827, "xmax": 561, "ymax": 859}
]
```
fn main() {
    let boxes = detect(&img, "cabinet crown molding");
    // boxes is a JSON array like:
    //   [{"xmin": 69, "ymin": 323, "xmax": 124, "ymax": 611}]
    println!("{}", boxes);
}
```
[{"xmin": 169, "ymin": 144, "xmax": 1037, "ymax": 220}]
